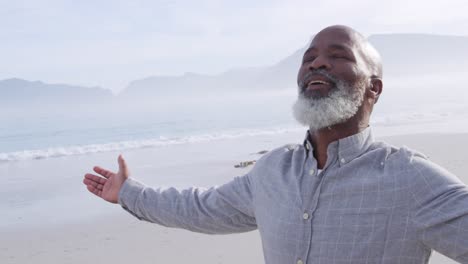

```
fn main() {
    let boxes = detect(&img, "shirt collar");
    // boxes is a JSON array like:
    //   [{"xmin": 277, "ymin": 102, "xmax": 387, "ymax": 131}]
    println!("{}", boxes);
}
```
[{"xmin": 303, "ymin": 127, "xmax": 374, "ymax": 166}]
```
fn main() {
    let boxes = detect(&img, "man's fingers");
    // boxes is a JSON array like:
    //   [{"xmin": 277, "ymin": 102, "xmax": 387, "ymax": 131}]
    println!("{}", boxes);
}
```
[
  {"xmin": 118, "ymin": 154, "xmax": 129, "ymax": 176},
  {"xmin": 84, "ymin": 173, "xmax": 107, "ymax": 184},
  {"xmin": 93, "ymin": 166, "xmax": 114, "ymax": 178},
  {"xmin": 83, "ymin": 176, "xmax": 105, "ymax": 191}
]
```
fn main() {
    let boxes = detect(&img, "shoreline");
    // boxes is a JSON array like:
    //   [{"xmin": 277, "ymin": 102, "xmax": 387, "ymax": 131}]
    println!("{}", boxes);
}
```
[{"xmin": 3, "ymin": 113, "xmax": 468, "ymax": 163}]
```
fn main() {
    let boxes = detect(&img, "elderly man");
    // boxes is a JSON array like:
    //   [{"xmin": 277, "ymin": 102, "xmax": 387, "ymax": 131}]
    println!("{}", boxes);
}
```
[{"xmin": 83, "ymin": 25, "xmax": 468, "ymax": 263}]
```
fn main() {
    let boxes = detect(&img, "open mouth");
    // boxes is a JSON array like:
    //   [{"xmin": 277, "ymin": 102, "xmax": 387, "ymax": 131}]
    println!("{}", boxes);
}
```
[
  {"xmin": 308, "ymin": 80, "xmax": 331, "ymax": 86},
  {"xmin": 299, "ymin": 71, "xmax": 338, "ymax": 96},
  {"xmin": 305, "ymin": 78, "xmax": 334, "ymax": 92}
]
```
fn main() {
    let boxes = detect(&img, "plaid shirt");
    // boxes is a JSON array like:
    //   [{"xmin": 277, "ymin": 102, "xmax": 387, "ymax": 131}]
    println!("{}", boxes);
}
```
[{"xmin": 119, "ymin": 128, "xmax": 468, "ymax": 263}]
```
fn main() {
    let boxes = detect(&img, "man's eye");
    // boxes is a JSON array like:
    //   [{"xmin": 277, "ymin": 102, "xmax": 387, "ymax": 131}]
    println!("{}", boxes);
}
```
[
  {"xmin": 302, "ymin": 56, "xmax": 316, "ymax": 63},
  {"xmin": 331, "ymin": 54, "xmax": 348, "ymax": 59}
]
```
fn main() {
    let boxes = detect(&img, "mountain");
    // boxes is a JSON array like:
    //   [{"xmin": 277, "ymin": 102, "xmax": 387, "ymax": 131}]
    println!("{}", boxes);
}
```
[
  {"xmin": 121, "ymin": 54, "xmax": 302, "ymax": 99},
  {"xmin": 0, "ymin": 78, "xmax": 113, "ymax": 106},
  {"xmin": 3, "ymin": 34, "xmax": 468, "ymax": 103},
  {"xmin": 120, "ymin": 33, "xmax": 468, "ymax": 97}
]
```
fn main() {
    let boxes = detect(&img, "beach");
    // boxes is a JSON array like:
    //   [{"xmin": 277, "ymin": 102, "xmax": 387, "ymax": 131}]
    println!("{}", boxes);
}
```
[{"xmin": 1, "ymin": 130, "xmax": 467, "ymax": 264}]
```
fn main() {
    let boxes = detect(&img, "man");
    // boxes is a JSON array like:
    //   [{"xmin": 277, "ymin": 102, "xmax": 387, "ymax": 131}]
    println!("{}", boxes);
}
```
[{"xmin": 83, "ymin": 25, "xmax": 468, "ymax": 263}]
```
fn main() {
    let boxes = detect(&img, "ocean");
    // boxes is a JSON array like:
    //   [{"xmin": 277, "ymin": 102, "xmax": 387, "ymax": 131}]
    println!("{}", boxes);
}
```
[
  {"xmin": 0, "ymin": 91, "xmax": 297, "ymax": 161},
  {"xmin": 1, "ymin": 87, "xmax": 468, "ymax": 163}
]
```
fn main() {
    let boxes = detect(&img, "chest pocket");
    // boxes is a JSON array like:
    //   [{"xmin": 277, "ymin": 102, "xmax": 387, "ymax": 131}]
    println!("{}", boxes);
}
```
[{"xmin": 310, "ymin": 211, "xmax": 389, "ymax": 263}]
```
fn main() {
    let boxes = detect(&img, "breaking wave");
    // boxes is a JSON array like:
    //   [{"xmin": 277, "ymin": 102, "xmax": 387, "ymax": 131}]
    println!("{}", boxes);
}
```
[{"xmin": 0, "ymin": 127, "xmax": 302, "ymax": 162}]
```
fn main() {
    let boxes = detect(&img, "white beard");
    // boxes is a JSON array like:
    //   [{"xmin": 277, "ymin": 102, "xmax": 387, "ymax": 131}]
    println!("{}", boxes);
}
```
[{"xmin": 292, "ymin": 79, "xmax": 366, "ymax": 131}]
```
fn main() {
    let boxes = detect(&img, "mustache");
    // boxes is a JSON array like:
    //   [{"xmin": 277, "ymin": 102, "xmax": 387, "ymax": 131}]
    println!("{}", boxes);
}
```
[{"xmin": 298, "ymin": 70, "xmax": 339, "ymax": 90}]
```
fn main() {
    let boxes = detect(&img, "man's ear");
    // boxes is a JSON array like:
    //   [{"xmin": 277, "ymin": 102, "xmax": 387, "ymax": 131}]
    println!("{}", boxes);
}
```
[{"xmin": 369, "ymin": 78, "xmax": 383, "ymax": 104}]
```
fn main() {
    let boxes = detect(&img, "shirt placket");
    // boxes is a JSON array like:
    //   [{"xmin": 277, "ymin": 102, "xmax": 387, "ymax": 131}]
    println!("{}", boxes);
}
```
[{"xmin": 295, "ymin": 142, "xmax": 339, "ymax": 264}]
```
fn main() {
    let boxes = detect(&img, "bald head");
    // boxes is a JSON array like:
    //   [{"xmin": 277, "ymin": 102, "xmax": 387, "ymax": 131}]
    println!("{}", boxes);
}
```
[{"xmin": 313, "ymin": 25, "xmax": 383, "ymax": 79}]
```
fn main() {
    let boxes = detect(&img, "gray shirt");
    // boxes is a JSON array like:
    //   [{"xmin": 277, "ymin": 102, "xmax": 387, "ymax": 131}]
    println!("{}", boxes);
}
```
[{"xmin": 119, "ymin": 128, "xmax": 468, "ymax": 263}]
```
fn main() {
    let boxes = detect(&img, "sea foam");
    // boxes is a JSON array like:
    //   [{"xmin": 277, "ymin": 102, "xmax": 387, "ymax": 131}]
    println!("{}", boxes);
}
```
[{"xmin": 0, "ymin": 127, "xmax": 302, "ymax": 162}]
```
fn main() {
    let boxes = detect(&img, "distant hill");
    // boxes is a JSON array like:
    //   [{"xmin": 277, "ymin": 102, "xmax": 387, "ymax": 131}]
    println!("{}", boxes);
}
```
[
  {"xmin": 0, "ymin": 78, "xmax": 113, "ymax": 106},
  {"xmin": 121, "ymin": 33, "xmax": 468, "ymax": 97},
  {"xmin": 119, "ymin": 47, "xmax": 305, "ymax": 99},
  {"xmin": 121, "ymin": 49, "xmax": 303, "ymax": 99},
  {"xmin": 2, "ymin": 33, "xmax": 468, "ymax": 104}
]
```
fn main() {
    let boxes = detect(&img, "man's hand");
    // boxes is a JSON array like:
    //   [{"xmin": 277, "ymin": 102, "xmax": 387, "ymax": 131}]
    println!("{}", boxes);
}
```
[{"xmin": 83, "ymin": 154, "xmax": 129, "ymax": 204}]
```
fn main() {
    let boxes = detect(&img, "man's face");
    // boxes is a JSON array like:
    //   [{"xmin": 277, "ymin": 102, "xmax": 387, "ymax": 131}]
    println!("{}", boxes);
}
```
[
  {"xmin": 297, "ymin": 27, "xmax": 369, "ymax": 99},
  {"xmin": 292, "ymin": 27, "xmax": 371, "ymax": 131}
]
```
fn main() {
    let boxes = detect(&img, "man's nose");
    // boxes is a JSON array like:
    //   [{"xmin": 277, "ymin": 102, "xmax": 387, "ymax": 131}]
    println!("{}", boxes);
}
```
[{"xmin": 307, "ymin": 55, "xmax": 331, "ymax": 71}]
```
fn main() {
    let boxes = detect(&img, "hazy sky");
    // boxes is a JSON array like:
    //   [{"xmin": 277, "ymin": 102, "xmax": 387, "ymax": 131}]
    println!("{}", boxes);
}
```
[{"xmin": 2, "ymin": 0, "xmax": 468, "ymax": 92}]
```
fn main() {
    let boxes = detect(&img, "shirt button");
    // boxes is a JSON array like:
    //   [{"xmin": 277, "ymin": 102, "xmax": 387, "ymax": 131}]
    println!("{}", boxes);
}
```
[
  {"xmin": 302, "ymin": 213, "xmax": 310, "ymax": 220},
  {"xmin": 297, "ymin": 259, "xmax": 304, "ymax": 264},
  {"xmin": 308, "ymin": 169, "xmax": 315, "ymax": 176},
  {"xmin": 340, "ymin": 158, "xmax": 346, "ymax": 163}
]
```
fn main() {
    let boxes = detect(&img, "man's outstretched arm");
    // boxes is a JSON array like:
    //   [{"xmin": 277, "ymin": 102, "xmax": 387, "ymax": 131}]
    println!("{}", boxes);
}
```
[{"xmin": 82, "ymin": 155, "xmax": 257, "ymax": 234}]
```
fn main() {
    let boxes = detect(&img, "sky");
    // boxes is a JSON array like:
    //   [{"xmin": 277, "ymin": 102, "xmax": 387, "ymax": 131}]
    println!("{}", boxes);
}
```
[{"xmin": 2, "ymin": 0, "xmax": 468, "ymax": 93}]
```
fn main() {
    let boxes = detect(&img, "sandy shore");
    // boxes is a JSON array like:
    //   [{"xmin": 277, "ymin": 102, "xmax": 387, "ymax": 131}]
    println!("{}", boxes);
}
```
[{"xmin": 1, "ymin": 131, "xmax": 467, "ymax": 264}]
